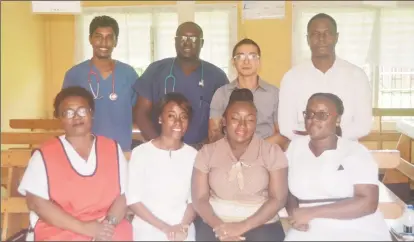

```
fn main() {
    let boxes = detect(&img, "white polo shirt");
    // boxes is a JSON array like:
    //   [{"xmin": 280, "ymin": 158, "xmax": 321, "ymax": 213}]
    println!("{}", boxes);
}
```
[
  {"xmin": 278, "ymin": 58, "xmax": 372, "ymax": 141},
  {"xmin": 18, "ymin": 135, "xmax": 127, "ymax": 241}
]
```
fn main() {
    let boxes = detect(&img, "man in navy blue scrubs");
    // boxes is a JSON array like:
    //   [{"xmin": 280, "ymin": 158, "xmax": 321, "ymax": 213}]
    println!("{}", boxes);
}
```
[
  {"xmin": 62, "ymin": 16, "xmax": 138, "ymax": 151},
  {"xmin": 133, "ymin": 21, "xmax": 229, "ymax": 149}
]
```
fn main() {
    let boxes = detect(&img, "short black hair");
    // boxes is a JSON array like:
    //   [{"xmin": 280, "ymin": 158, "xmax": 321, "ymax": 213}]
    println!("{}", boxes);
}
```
[
  {"xmin": 308, "ymin": 92, "xmax": 344, "ymax": 136},
  {"xmin": 232, "ymin": 38, "xmax": 261, "ymax": 57},
  {"xmin": 89, "ymin": 15, "xmax": 119, "ymax": 39},
  {"xmin": 53, "ymin": 86, "xmax": 95, "ymax": 118},
  {"xmin": 176, "ymin": 21, "xmax": 203, "ymax": 38},
  {"xmin": 156, "ymin": 92, "xmax": 193, "ymax": 121},
  {"xmin": 307, "ymin": 13, "xmax": 337, "ymax": 34}
]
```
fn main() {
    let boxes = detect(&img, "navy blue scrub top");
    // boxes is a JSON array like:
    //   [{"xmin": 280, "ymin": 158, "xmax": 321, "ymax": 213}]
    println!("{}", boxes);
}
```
[
  {"xmin": 63, "ymin": 60, "xmax": 138, "ymax": 151},
  {"xmin": 133, "ymin": 57, "xmax": 229, "ymax": 144}
]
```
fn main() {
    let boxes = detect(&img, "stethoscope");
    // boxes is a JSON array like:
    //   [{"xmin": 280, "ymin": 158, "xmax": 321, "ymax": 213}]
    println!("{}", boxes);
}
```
[
  {"xmin": 165, "ymin": 58, "xmax": 205, "ymax": 107},
  {"xmin": 164, "ymin": 58, "xmax": 205, "ymax": 93},
  {"xmin": 87, "ymin": 60, "xmax": 118, "ymax": 101}
]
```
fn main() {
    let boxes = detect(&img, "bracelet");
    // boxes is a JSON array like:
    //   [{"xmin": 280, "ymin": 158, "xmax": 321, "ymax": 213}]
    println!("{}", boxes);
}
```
[{"xmin": 104, "ymin": 215, "xmax": 119, "ymax": 225}]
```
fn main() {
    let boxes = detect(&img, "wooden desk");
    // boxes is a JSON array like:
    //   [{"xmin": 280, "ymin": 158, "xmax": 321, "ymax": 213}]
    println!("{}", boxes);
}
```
[
  {"xmin": 396, "ymin": 120, "xmax": 413, "ymax": 162},
  {"xmin": 278, "ymin": 182, "xmax": 405, "ymax": 219}
]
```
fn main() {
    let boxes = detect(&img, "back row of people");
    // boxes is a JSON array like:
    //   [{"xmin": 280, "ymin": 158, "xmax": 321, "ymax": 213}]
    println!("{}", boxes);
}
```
[
  {"xmin": 62, "ymin": 13, "xmax": 372, "ymax": 152},
  {"xmin": 18, "ymin": 86, "xmax": 391, "ymax": 241}
]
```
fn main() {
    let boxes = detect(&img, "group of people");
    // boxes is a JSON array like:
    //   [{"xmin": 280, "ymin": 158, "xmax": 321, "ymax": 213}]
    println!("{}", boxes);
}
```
[{"xmin": 16, "ymin": 11, "xmax": 392, "ymax": 242}]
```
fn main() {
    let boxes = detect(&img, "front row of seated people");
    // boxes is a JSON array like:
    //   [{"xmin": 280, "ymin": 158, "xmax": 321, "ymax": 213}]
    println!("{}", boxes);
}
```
[{"xmin": 18, "ymin": 86, "xmax": 391, "ymax": 241}]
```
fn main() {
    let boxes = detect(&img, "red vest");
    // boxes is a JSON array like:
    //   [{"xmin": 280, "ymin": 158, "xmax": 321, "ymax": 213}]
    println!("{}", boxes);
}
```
[{"xmin": 33, "ymin": 136, "xmax": 131, "ymax": 241}]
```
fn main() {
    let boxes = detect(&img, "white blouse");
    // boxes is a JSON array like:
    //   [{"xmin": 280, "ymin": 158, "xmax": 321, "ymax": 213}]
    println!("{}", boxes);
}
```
[
  {"xmin": 285, "ymin": 136, "xmax": 391, "ymax": 241},
  {"xmin": 126, "ymin": 141, "xmax": 197, "ymax": 241}
]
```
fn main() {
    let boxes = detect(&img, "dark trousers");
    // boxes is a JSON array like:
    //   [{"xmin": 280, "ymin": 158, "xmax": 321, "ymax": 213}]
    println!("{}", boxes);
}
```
[{"xmin": 194, "ymin": 216, "xmax": 285, "ymax": 241}]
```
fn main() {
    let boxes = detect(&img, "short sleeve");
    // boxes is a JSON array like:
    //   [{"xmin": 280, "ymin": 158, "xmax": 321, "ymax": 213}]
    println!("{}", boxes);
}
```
[
  {"xmin": 62, "ymin": 70, "xmax": 75, "ymax": 89},
  {"xmin": 18, "ymin": 151, "xmax": 50, "ymax": 200},
  {"xmin": 125, "ymin": 147, "xmax": 147, "ymax": 205},
  {"xmin": 129, "ymin": 69, "xmax": 139, "ymax": 106},
  {"xmin": 117, "ymin": 144, "xmax": 128, "ymax": 194},
  {"xmin": 344, "ymin": 148, "xmax": 379, "ymax": 185},
  {"xmin": 132, "ymin": 62, "xmax": 158, "ymax": 101},
  {"xmin": 209, "ymin": 87, "xmax": 226, "ymax": 119},
  {"xmin": 193, "ymin": 145, "xmax": 212, "ymax": 173},
  {"xmin": 263, "ymin": 143, "xmax": 288, "ymax": 171}
]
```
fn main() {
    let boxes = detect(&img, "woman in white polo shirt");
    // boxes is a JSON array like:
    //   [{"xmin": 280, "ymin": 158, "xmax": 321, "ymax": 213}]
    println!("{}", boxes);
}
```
[
  {"xmin": 284, "ymin": 93, "xmax": 391, "ymax": 241},
  {"xmin": 126, "ymin": 92, "xmax": 197, "ymax": 241}
]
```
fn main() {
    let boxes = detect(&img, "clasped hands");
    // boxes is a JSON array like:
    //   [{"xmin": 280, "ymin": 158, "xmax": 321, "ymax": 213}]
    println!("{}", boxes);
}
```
[
  {"xmin": 213, "ymin": 222, "xmax": 248, "ymax": 241},
  {"xmin": 287, "ymin": 207, "xmax": 314, "ymax": 232},
  {"xmin": 85, "ymin": 219, "xmax": 116, "ymax": 241},
  {"xmin": 162, "ymin": 223, "xmax": 189, "ymax": 241}
]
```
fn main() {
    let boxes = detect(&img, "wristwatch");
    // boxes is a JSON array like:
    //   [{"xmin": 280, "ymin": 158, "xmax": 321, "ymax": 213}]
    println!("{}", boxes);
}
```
[{"xmin": 104, "ymin": 215, "xmax": 119, "ymax": 225}]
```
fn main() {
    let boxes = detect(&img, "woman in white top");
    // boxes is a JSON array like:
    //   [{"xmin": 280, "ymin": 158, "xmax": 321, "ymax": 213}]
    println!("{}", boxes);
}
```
[
  {"xmin": 285, "ymin": 93, "xmax": 392, "ymax": 241},
  {"xmin": 126, "ymin": 92, "xmax": 198, "ymax": 241}
]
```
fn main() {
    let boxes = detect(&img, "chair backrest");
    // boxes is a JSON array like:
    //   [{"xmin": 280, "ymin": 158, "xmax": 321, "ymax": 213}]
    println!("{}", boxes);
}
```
[
  {"xmin": 9, "ymin": 119, "xmax": 62, "ymax": 131},
  {"xmin": 1, "ymin": 150, "xmax": 31, "ymax": 241},
  {"xmin": 371, "ymin": 150, "xmax": 400, "ymax": 169},
  {"xmin": 1, "ymin": 132, "xmax": 63, "ymax": 146},
  {"xmin": 8, "ymin": 119, "xmax": 145, "ymax": 142}
]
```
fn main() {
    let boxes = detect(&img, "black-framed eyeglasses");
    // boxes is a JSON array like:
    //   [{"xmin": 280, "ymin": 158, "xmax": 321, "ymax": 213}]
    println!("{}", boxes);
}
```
[
  {"xmin": 233, "ymin": 53, "xmax": 260, "ymax": 61},
  {"xmin": 61, "ymin": 107, "xmax": 91, "ymax": 119},
  {"xmin": 303, "ymin": 110, "xmax": 336, "ymax": 121},
  {"xmin": 175, "ymin": 35, "xmax": 203, "ymax": 44}
]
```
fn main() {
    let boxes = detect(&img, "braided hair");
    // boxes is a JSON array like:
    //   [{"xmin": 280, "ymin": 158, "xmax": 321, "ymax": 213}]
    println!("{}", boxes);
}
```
[{"xmin": 308, "ymin": 93, "xmax": 344, "ymax": 136}]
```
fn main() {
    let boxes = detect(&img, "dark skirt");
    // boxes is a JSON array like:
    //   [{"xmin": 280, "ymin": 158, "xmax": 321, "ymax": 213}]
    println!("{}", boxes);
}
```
[{"xmin": 194, "ymin": 216, "xmax": 285, "ymax": 241}]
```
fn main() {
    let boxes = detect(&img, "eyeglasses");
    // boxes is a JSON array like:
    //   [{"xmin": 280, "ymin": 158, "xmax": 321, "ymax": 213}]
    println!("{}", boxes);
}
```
[
  {"xmin": 175, "ymin": 35, "xmax": 203, "ymax": 44},
  {"xmin": 233, "ymin": 53, "xmax": 260, "ymax": 61},
  {"xmin": 303, "ymin": 110, "xmax": 336, "ymax": 121},
  {"xmin": 61, "ymin": 107, "xmax": 91, "ymax": 119}
]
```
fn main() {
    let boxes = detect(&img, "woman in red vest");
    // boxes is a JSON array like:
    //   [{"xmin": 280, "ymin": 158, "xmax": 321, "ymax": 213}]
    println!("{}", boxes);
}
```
[{"xmin": 18, "ymin": 86, "xmax": 132, "ymax": 241}]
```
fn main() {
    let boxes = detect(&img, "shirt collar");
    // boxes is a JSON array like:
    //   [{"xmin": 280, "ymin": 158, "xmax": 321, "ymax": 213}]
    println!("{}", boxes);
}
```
[
  {"xmin": 217, "ymin": 135, "xmax": 262, "ymax": 163},
  {"xmin": 228, "ymin": 77, "xmax": 270, "ymax": 92}
]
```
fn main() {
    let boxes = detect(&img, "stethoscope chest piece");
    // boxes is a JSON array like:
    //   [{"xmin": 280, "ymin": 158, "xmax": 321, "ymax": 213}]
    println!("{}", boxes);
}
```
[{"xmin": 109, "ymin": 93, "xmax": 118, "ymax": 101}]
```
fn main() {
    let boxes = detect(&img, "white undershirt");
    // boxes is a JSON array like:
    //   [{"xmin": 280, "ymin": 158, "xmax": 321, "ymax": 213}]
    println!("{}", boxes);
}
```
[
  {"xmin": 278, "ymin": 58, "xmax": 373, "ymax": 141},
  {"xmin": 126, "ymin": 140, "xmax": 197, "ymax": 241},
  {"xmin": 17, "ymin": 135, "xmax": 127, "ymax": 240}
]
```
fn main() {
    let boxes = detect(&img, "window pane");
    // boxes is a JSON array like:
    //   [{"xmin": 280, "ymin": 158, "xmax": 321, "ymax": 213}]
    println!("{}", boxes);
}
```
[
  {"xmin": 154, "ymin": 12, "xmax": 178, "ymax": 60},
  {"xmin": 195, "ymin": 11, "xmax": 230, "ymax": 76},
  {"xmin": 378, "ymin": 9, "xmax": 414, "ymax": 109},
  {"xmin": 81, "ymin": 12, "xmax": 152, "ymax": 74}
]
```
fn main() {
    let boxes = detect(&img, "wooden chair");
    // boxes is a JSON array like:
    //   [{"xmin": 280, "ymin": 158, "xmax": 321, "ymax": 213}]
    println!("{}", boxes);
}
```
[
  {"xmin": 8, "ymin": 119, "xmax": 145, "ymax": 142},
  {"xmin": 9, "ymin": 119, "xmax": 61, "ymax": 131},
  {"xmin": 1, "ymin": 150, "xmax": 31, "ymax": 241}
]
